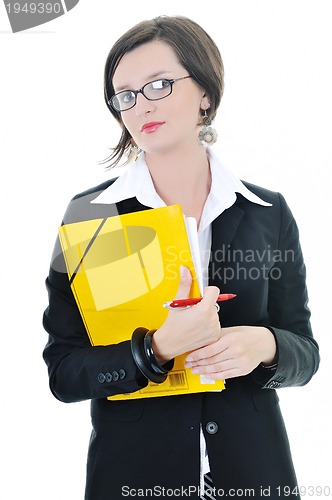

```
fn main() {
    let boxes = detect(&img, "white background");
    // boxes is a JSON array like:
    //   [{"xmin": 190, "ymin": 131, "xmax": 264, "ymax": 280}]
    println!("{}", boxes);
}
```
[{"xmin": 0, "ymin": 1, "xmax": 331, "ymax": 498}]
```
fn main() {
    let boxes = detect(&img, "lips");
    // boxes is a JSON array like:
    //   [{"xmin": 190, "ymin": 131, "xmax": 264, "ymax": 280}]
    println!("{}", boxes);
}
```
[{"xmin": 141, "ymin": 121, "xmax": 165, "ymax": 133}]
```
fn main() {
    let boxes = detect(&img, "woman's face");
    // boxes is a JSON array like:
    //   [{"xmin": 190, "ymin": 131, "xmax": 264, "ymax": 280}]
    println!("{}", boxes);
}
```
[{"xmin": 112, "ymin": 41, "xmax": 209, "ymax": 156}]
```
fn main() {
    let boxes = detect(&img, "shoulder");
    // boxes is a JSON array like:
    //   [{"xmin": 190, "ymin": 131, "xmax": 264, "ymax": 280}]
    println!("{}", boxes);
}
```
[
  {"xmin": 62, "ymin": 177, "xmax": 119, "ymax": 224},
  {"xmin": 241, "ymin": 180, "xmax": 284, "ymax": 206},
  {"xmin": 240, "ymin": 180, "xmax": 297, "ymax": 232},
  {"xmin": 240, "ymin": 180, "xmax": 293, "ymax": 215},
  {"xmin": 72, "ymin": 177, "xmax": 118, "ymax": 201}
]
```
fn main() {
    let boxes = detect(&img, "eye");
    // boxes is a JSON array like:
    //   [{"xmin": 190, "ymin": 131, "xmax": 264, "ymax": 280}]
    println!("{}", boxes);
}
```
[
  {"xmin": 150, "ymin": 79, "xmax": 171, "ymax": 91},
  {"xmin": 120, "ymin": 91, "xmax": 136, "ymax": 104}
]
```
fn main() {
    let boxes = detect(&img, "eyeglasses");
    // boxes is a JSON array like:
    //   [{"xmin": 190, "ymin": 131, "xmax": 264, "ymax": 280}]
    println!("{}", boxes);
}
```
[{"xmin": 108, "ymin": 76, "xmax": 192, "ymax": 112}]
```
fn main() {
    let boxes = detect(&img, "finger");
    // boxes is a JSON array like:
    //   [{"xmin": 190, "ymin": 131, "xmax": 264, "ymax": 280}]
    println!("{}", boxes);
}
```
[
  {"xmin": 185, "ymin": 339, "xmax": 226, "ymax": 365},
  {"xmin": 190, "ymin": 358, "xmax": 254, "ymax": 379},
  {"xmin": 198, "ymin": 285, "xmax": 220, "ymax": 309},
  {"xmin": 203, "ymin": 363, "xmax": 254, "ymax": 380},
  {"xmin": 173, "ymin": 265, "xmax": 192, "ymax": 301},
  {"xmin": 202, "ymin": 368, "xmax": 241, "ymax": 381},
  {"xmin": 190, "ymin": 358, "xmax": 236, "ymax": 374}
]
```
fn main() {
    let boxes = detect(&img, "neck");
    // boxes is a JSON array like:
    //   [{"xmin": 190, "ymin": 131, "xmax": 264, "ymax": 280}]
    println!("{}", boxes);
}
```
[{"xmin": 144, "ymin": 143, "xmax": 211, "ymax": 225}]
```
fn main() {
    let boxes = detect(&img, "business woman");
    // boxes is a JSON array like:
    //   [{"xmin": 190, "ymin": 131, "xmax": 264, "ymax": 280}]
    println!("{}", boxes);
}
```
[{"xmin": 43, "ymin": 16, "xmax": 319, "ymax": 499}]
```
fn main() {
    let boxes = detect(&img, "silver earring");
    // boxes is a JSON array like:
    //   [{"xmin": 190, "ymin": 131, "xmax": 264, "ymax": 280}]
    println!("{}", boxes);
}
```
[{"xmin": 198, "ymin": 109, "xmax": 218, "ymax": 145}]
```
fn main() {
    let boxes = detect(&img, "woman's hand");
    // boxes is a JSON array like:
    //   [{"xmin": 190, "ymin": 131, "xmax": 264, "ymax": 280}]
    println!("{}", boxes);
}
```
[
  {"xmin": 184, "ymin": 326, "xmax": 277, "ymax": 380},
  {"xmin": 152, "ymin": 266, "xmax": 222, "ymax": 363}
]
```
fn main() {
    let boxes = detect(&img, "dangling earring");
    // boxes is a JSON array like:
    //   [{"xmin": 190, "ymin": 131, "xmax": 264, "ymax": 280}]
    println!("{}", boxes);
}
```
[
  {"xmin": 127, "ymin": 139, "xmax": 140, "ymax": 163},
  {"xmin": 198, "ymin": 108, "xmax": 218, "ymax": 145}
]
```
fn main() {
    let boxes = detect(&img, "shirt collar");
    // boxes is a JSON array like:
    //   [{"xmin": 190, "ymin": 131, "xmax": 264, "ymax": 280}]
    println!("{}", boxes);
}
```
[
  {"xmin": 199, "ymin": 148, "xmax": 272, "ymax": 231},
  {"xmin": 90, "ymin": 152, "xmax": 164, "ymax": 208},
  {"xmin": 90, "ymin": 148, "xmax": 272, "ymax": 221}
]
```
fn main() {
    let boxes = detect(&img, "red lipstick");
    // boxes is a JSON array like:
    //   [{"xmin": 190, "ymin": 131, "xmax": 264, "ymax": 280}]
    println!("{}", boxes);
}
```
[{"xmin": 141, "ymin": 121, "xmax": 165, "ymax": 133}]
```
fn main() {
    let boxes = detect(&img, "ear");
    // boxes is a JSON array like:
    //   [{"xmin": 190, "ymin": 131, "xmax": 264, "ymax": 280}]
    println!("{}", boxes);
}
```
[{"xmin": 200, "ymin": 92, "xmax": 211, "ymax": 111}]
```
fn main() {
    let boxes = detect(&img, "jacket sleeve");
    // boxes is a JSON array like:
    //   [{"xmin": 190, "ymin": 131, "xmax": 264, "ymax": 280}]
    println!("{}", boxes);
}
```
[
  {"xmin": 252, "ymin": 193, "xmax": 319, "ymax": 389},
  {"xmin": 42, "ymin": 236, "xmax": 148, "ymax": 403}
]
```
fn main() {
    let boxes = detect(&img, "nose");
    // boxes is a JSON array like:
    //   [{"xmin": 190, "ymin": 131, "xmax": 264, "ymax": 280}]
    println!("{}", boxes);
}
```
[{"xmin": 135, "ymin": 92, "xmax": 154, "ymax": 116}]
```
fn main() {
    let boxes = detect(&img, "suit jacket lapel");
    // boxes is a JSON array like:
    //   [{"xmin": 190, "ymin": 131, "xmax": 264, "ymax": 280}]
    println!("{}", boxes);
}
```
[
  {"xmin": 116, "ymin": 197, "xmax": 151, "ymax": 215},
  {"xmin": 209, "ymin": 202, "xmax": 245, "ymax": 286}
]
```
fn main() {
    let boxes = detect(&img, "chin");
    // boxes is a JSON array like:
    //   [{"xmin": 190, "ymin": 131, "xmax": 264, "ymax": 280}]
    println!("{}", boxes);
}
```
[
  {"xmin": 144, "ymin": 137, "xmax": 189, "ymax": 157},
  {"xmin": 141, "ymin": 142, "xmax": 173, "ymax": 156}
]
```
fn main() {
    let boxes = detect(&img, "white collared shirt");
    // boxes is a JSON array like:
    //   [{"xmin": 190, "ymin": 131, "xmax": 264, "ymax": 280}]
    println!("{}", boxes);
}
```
[
  {"xmin": 91, "ymin": 147, "xmax": 271, "ymax": 485},
  {"xmin": 92, "ymin": 147, "xmax": 271, "ymax": 288}
]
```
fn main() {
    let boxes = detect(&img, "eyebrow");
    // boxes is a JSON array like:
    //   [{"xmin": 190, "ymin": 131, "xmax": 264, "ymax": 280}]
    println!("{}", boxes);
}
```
[{"xmin": 114, "ymin": 71, "xmax": 173, "ymax": 92}]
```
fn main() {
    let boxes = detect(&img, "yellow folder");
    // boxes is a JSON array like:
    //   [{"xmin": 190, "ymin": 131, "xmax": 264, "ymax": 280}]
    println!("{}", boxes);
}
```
[{"xmin": 58, "ymin": 204, "xmax": 225, "ymax": 400}]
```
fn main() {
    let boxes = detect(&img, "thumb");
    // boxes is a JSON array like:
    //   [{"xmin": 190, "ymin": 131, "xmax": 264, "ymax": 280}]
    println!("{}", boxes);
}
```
[
  {"xmin": 173, "ymin": 266, "xmax": 192, "ymax": 300},
  {"xmin": 200, "ymin": 285, "xmax": 220, "ymax": 307}
]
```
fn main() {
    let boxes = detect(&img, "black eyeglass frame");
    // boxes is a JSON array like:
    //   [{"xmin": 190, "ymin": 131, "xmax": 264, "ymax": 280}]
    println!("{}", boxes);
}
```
[{"xmin": 108, "ymin": 75, "xmax": 192, "ymax": 112}]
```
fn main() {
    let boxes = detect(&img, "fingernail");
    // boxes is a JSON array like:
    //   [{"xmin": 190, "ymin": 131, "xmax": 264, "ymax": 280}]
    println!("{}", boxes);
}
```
[{"xmin": 180, "ymin": 265, "xmax": 187, "ymax": 278}]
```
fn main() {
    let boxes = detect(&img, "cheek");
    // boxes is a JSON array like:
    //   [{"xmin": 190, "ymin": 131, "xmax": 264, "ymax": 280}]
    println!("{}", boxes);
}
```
[
  {"xmin": 120, "ymin": 114, "xmax": 133, "ymax": 134},
  {"xmin": 120, "ymin": 109, "xmax": 140, "ymax": 135},
  {"xmin": 170, "ymin": 93, "xmax": 202, "ymax": 124},
  {"xmin": 121, "ymin": 115, "xmax": 144, "ymax": 148}
]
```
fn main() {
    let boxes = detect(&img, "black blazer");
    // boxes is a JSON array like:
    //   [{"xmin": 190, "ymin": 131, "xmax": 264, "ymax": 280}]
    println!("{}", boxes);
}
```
[{"xmin": 43, "ymin": 178, "xmax": 319, "ymax": 500}]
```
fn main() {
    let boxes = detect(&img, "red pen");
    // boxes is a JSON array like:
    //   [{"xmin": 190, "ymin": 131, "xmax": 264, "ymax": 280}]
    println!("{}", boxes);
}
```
[{"xmin": 163, "ymin": 294, "xmax": 236, "ymax": 309}]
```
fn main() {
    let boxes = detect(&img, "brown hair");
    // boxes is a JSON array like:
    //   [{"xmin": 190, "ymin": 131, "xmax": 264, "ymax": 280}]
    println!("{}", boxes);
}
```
[{"xmin": 102, "ymin": 15, "xmax": 224, "ymax": 167}]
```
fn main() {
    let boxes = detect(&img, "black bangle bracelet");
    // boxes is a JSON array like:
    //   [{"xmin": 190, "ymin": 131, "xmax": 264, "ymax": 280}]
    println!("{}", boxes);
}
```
[
  {"xmin": 144, "ymin": 330, "xmax": 174, "ymax": 375},
  {"xmin": 131, "ymin": 327, "xmax": 167, "ymax": 384}
]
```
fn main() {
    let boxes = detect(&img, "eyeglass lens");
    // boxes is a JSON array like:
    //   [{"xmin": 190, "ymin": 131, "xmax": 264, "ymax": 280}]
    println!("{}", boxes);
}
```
[{"xmin": 111, "ymin": 79, "xmax": 173, "ymax": 111}]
